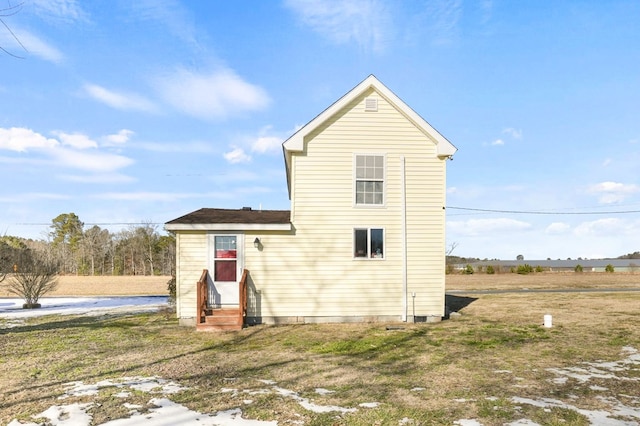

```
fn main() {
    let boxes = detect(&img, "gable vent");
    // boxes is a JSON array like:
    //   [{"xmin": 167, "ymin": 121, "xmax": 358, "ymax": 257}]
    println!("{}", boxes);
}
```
[{"xmin": 364, "ymin": 97, "xmax": 378, "ymax": 112}]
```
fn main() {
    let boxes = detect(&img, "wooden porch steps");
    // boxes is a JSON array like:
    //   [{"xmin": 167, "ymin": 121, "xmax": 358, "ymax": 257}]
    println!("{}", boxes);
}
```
[{"xmin": 197, "ymin": 308, "xmax": 243, "ymax": 331}]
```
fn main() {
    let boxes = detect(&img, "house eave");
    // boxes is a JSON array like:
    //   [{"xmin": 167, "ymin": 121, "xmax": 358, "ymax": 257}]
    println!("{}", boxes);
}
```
[
  {"xmin": 165, "ymin": 223, "xmax": 292, "ymax": 232},
  {"xmin": 281, "ymin": 75, "xmax": 457, "ymax": 195}
]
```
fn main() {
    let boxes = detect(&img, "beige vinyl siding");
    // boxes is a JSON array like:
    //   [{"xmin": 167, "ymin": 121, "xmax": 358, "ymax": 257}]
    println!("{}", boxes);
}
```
[
  {"xmin": 248, "ymin": 88, "xmax": 447, "ymax": 319},
  {"xmin": 175, "ymin": 231, "xmax": 208, "ymax": 320}
]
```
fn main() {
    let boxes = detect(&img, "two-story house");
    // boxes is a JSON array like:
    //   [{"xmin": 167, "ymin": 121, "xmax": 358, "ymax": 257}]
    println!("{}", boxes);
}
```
[{"xmin": 165, "ymin": 75, "xmax": 457, "ymax": 330}]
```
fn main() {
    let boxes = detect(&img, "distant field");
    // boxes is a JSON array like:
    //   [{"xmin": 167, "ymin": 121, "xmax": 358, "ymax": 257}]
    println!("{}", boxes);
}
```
[
  {"xmin": 446, "ymin": 271, "xmax": 640, "ymax": 291},
  {"xmin": 2, "ymin": 272, "xmax": 637, "ymax": 298},
  {"xmin": 0, "ymin": 275, "xmax": 171, "ymax": 297}
]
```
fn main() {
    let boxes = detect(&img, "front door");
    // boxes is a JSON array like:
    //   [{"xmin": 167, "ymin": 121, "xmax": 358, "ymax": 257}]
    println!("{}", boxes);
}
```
[{"xmin": 208, "ymin": 234, "xmax": 243, "ymax": 308}]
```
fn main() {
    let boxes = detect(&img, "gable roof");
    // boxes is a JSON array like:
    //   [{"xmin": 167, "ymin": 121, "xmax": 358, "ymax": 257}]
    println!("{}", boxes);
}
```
[
  {"xmin": 282, "ymin": 74, "xmax": 457, "ymax": 197},
  {"xmin": 165, "ymin": 208, "xmax": 291, "ymax": 231}
]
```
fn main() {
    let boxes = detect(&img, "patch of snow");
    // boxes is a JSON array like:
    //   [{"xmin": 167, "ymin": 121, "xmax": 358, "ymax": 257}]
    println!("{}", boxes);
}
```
[
  {"xmin": 315, "ymin": 388, "xmax": 334, "ymax": 395},
  {"xmin": 60, "ymin": 377, "xmax": 186, "ymax": 400},
  {"xmin": 359, "ymin": 402, "xmax": 379, "ymax": 408},
  {"xmin": 9, "ymin": 403, "xmax": 93, "ymax": 426},
  {"xmin": 410, "ymin": 387, "xmax": 425, "ymax": 391},
  {"xmin": 505, "ymin": 420, "xmax": 540, "ymax": 426},
  {"xmin": 273, "ymin": 386, "xmax": 357, "ymax": 414},
  {"xmin": 454, "ymin": 420, "xmax": 483, "ymax": 426},
  {"xmin": 0, "ymin": 296, "xmax": 168, "ymax": 321},
  {"xmin": 512, "ymin": 396, "xmax": 640, "ymax": 425}
]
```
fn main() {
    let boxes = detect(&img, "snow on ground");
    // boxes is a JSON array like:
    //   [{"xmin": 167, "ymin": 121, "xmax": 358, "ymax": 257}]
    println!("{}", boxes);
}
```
[
  {"xmin": 3, "ymin": 301, "xmax": 640, "ymax": 425},
  {"xmin": 7, "ymin": 377, "xmax": 376, "ymax": 426},
  {"xmin": 0, "ymin": 296, "xmax": 168, "ymax": 324}
]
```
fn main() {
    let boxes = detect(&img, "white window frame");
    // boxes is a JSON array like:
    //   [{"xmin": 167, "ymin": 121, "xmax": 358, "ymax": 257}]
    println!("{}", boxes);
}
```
[
  {"xmin": 353, "ymin": 154, "xmax": 386, "ymax": 207},
  {"xmin": 353, "ymin": 227, "xmax": 385, "ymax": 260}
]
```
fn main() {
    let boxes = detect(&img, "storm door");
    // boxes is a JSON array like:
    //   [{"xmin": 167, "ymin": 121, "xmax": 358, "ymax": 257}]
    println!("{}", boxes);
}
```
[{"xmin": 208, "ymin": 234, "xmax": 243, "ymax": 308}]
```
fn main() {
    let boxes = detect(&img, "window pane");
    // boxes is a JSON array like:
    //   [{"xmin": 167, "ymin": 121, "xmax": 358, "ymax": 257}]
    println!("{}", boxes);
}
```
[
  {"xmin": 355, "ymin": 155, "xmax": 384, "ymax": 205},
  {"xmin": 373, "ymin": 165, "xmax": 383, "ymax": 179},
  {"xmin": 354, "ymin": 229, "xmax": 367, "ymax": 257},
  {"xmin": 215, "ymin": 260, "xmax": 236, "ymax": 281},
  {"xmin": 215, "ymin": 236, "xmax": 236, "ymax": 258},
  {"xmin": 370, "ymin": 229, "xmax": 383, "ymax": 258},
  {"xmin": 364, "ymin": 192, "xmax": 373, "ymax": 204}
]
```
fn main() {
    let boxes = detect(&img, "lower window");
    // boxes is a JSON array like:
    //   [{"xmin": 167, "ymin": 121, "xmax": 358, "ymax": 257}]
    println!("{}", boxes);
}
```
[{"xmin": 354, "ymin": 228, "xmax": 384, "ymax": 259}]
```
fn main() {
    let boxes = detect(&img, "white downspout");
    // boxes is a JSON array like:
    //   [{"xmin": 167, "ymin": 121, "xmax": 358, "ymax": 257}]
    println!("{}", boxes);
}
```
[{"xmin": 401, "ymin": 156, "xmax": 408, "ymax": 322}]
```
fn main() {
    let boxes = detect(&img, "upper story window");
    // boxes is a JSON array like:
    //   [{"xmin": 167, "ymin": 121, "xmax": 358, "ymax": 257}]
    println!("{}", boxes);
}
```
[{"xmin": 355, "ymin": 154, "xmax": 384, "ymax": 205}]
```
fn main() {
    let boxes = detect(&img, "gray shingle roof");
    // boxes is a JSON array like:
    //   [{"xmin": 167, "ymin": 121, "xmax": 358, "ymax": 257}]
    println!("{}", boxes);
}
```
[{"xmin": 166, "ymin": 208, "xmax": 290, "ymax": 225}]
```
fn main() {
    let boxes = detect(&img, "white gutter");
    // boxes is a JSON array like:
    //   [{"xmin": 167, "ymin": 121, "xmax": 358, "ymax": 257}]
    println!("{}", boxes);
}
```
[{"xmin": 401, "ymin": 156, "xmax": 408, "ymax": 322}]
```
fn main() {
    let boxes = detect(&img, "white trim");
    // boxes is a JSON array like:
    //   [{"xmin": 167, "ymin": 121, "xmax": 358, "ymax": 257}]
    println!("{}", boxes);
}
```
[
  {"xmin": 283, "ymin": 75, "xmax": 456, "ymax": 158},
  {"xmin": 352, "ymin": 153, "xmax": 386, "ymax": 207},
  {"xmin": 400, "ymin": 156, "xmax": 407, "ymax": 322},
  {"xmin": 352, "ymin": 227, "xmax": 385, "ymax": 260},
  {"xmin": 165, "ymin": 223, "xmax": 291, "ymax": 231},
  {"xmin": 282, "ymin": 75, "xmax": 456, "ymax": 198}
]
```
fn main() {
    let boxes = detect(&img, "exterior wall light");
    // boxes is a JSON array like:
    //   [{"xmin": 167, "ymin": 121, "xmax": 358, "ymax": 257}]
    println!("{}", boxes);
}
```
[{"xmin": 254, "ymin": 237, "xmax": 261, "ymax": 248}]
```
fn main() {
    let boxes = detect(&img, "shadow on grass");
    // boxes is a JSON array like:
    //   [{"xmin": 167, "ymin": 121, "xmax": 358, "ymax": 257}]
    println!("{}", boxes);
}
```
[
  {"xmin": 0, "ymin": 313, "xmax": 449, "ymax": 417},
  {"xmin": 445, "ymin": 294, "xmax": 478, "ymax": 313}
]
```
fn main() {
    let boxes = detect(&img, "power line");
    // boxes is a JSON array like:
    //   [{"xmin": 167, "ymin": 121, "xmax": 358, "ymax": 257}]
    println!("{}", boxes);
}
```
[
  {"xmin": 446, "ymin": 206, "xmax": 640, "ymax": 215},
  {"xmin": 13, "ymin": 222, "xmax": 163, "ymax": 226}
]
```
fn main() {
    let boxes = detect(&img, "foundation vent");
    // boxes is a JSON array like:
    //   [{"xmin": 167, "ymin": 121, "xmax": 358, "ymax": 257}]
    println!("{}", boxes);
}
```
[{"xmin": 364, "ymin": 97, "xmax": 378, "ymax": 112}]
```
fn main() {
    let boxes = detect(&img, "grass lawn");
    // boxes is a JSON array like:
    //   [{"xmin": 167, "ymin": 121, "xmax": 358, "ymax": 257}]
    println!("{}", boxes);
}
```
[{"xmin": 1, "ymin": 273, "xmax": 640, "ymax": 425}]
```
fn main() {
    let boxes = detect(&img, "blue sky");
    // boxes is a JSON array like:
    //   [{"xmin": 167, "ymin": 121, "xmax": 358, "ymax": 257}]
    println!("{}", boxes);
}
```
[{"xmin": 1, "ymin": 0, "xmax": 639, "ymax": 260}]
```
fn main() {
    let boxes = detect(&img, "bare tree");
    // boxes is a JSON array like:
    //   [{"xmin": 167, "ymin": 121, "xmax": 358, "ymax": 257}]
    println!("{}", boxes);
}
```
[{"xmin": 5, "ymin": 251, "xmax": 59, "ymax": 308}]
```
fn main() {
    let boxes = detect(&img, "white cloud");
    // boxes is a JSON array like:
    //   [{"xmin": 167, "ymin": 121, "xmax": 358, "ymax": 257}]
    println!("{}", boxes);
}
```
[
  {"xmin": 491, "ymin": 139, "xmax": 504, "ymax": 146},
  {"xmin": 285, "ymin": 0, "xmax": 391, "ymax": 53},
  {"xmin": 94, "ymin": 192, "xmax": 190, "ymax": 201},
  {"xmin": 224, "ymin": 147, "xmax": 251, "ymax": 164},
  {"xmin": 545, "ymin": 222, "xmax": 571, "ymax": 234},
  {"xmin": 54, "ymin": 132, "xmax": 98, "ymax": 149},
  {"xmin": 10, "ymin": 29, "xmax": 64, "ymax": 63},
  {"xmin": 135, "ymin": 141, "xmax": 214, "ymax": 153},
  {"xmin": 0, "ymin": 192, "xmax": 70, "ymax": 203},
  {"xmin": 0, "ymin": 127, "xmax": 134, "ymax": 174},
  {"xmin": 0, "ymin": 127, "xmax": 59, "ymax": 151},
  {"xmin": 602, "ymin": 158, "xmax": 612, "ymax": 167},
  {"xmin": 502, "ymin": 127, "xmax": 522, "ymax": 139},
  {"xmin": 573, "ymin": 218, "xmax": 625, "ymax": 237},
  {"xmin": 588, "ymin": 181, "xmax": 640, "ymax": 204},
  {"xmin": 251, "ymin": 126, "xmax": 286, "ymax": 154},
  {"xmin": 127, "ymin": 0, "xmax": 199, "ymax": 48},
  {"xmin": 49, "ymin": 147, "xmax": 134, "ymax": 172},
  {"xmin": 154, "ymin": 68, "xmax": 270, "ymax": 120},
  {"xmin": 58, "ymin": 173, "xmax": 135, "ymax": 184},
  {"xmin": 104, "ymin": 129, "xmax": 134, "ymax": 146},
  {"xmin": 30, "ymin": 0, "xmax": 87, "ymax": 22},
  {"xmin": 83, "ymin": 84, "xmax": 157, "ymax": 112},
  {"xmin": 447, "ymin": 218, "xmax": 531, "ymax": 237},
  {"xmin": 422, "ymin": 0, "xmax": 463, "ymax": 46}
]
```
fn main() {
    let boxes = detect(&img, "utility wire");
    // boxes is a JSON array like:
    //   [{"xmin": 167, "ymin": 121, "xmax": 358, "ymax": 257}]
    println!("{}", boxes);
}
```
[{"xmin": 446, "ymin": 206, "xmax": 640, "ymax": 215}]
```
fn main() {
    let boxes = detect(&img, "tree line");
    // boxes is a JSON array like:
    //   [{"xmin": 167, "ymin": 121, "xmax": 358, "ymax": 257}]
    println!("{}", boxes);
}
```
[{"xmin": 1, "ymin": 213, "xmax": 175, "ymax": 277}]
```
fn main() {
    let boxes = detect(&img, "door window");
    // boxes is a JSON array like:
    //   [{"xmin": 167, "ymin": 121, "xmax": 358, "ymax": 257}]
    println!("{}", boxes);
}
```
[{"xmin": 214, "ymin": 236, "xmax": 237, "ymax": 281}]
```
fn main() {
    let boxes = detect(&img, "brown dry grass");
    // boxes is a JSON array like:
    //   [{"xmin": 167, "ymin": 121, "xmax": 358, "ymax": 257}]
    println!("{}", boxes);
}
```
[
  {"xmin": 446, "ymin": 271, "xmax": 640, "ymax": 291},
  {"xmin": 0, "ymin": 275, "xmax": 171, "ymax": 297},
  {"xmin": 2, "ymin": 273, "xmax": 640, "ymax": 425}
]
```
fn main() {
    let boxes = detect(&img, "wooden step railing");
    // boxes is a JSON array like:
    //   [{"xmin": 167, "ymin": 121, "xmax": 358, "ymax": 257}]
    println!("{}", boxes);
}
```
[
  {"xmin": 196, "ymin": 268, "xmax": 248, "ymax": 328},
  {"xmin": 197, "ymin": 269, "xmax": 209, "ymax": 324}
]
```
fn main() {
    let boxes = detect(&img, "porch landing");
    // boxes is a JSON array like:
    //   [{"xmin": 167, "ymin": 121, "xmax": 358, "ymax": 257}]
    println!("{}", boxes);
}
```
[{"xmin": 197, "ymin": 307, "xmax": 243, "ymax": 331}]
